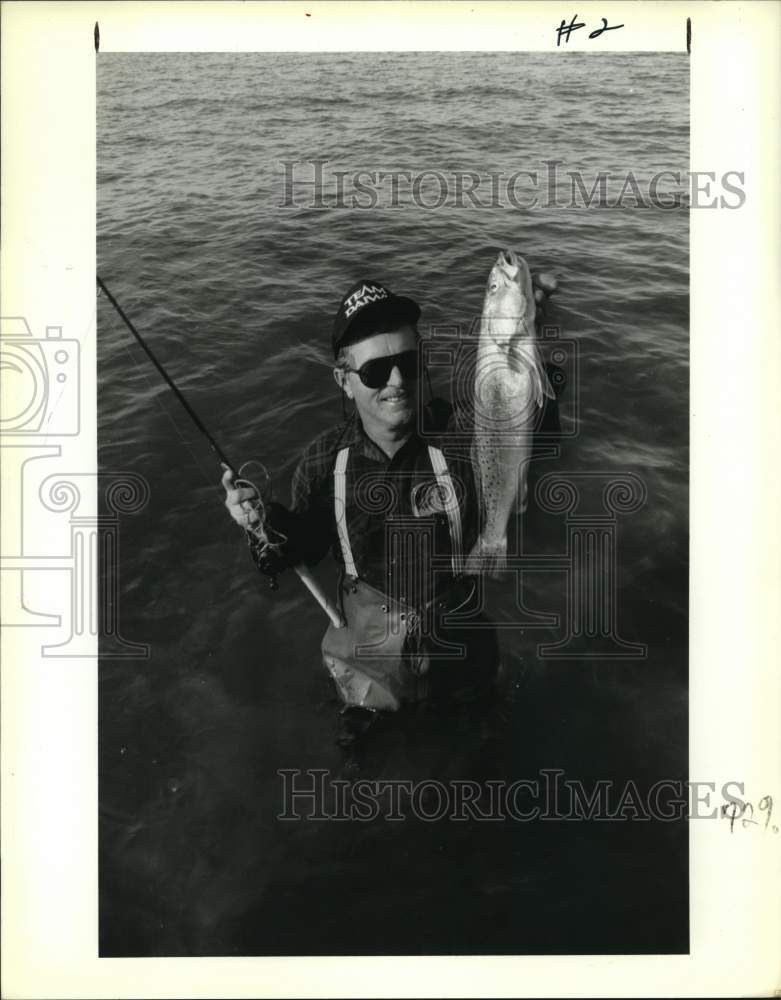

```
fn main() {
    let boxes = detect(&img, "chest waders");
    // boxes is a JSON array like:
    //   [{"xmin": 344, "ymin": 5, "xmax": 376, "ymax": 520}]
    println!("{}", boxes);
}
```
[{"xmin": 321, "ymin": 445, "xmax": 496, "ymax": 711}]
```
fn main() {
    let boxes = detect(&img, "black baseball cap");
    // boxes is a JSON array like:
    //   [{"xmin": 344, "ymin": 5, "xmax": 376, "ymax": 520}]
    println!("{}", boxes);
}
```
[{"xmin": 332, "ymin": 279, "xmax": 421, "ymax": 358}]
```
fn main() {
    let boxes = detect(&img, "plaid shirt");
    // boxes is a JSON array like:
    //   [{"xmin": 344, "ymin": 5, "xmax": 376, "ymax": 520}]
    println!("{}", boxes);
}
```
[{"xmin": 281, "ymin": 398, "xmax": 480, "ymax": 606}]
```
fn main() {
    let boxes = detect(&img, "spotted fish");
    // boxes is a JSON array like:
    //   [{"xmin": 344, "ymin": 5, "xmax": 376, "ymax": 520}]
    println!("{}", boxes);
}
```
[{"xmin": 466, "ymin": 249, "xmax": 553, "ymax": 575}]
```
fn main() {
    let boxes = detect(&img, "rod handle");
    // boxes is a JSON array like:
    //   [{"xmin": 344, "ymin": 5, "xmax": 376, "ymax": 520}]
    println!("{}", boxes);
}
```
[{"xmin": 293, "ymin": 564, "xmax": 345, "ymax": 629}]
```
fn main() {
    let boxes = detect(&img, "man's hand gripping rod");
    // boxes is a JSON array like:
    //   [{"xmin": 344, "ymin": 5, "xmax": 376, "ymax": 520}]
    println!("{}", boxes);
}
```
[
  {"xmin": 97, "ymin": 275, "xmax": 345, "ymax": 629},
  {"xmin": 229, "ymin": 461, "xmax": 345, "ymax": 629}
]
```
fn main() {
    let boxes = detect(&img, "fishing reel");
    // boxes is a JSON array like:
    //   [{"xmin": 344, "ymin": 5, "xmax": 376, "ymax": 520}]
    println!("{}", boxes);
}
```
[{"xmin": 235, "ymin": 460, "xmax": 288, "ymax": 591}]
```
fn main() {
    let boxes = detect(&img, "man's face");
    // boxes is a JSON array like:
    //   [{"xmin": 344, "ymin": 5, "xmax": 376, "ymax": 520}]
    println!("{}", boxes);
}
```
[{"xmin": 337, "ymin": 326, "xmax": 418, "ymax": 433}]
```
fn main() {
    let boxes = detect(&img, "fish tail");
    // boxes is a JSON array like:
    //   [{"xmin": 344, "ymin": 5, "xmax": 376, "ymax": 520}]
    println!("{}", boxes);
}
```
[
  {"xmin": 465, "ymin": 536, "xmax": 508, "ymax": 578},
  {"xmin": 482, "ymin": 540, "xmax": 508, "ymax": 575}
]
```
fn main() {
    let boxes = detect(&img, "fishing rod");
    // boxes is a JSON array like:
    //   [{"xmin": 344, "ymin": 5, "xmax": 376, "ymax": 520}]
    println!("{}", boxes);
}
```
[{"xmin": 97, "ymin": 275, "xmax": 344, "ymax": 629}]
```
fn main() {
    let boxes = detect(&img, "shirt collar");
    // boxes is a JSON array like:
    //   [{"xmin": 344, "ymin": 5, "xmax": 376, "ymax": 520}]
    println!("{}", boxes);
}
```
[{"xmin": 344, "ymin": 412, "xmax": 424, "ymax": 464}]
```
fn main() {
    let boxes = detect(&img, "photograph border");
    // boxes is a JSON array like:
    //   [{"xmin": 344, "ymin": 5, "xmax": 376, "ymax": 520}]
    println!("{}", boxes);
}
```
[{"xmin": 2, "ymin": 2, "xmax": 780, "ymax": 997}]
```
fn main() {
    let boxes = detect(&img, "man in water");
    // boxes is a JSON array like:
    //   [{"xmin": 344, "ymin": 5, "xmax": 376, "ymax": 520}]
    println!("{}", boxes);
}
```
[{"xmin": 222, "ymin": 274, "xmax": 556, "ymax": 744}]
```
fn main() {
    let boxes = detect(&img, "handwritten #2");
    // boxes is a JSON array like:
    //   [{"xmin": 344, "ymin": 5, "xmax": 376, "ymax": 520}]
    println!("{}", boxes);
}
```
[{"xmin": 556, "ymin": 14, "xmax": 625, "ymax": 46}]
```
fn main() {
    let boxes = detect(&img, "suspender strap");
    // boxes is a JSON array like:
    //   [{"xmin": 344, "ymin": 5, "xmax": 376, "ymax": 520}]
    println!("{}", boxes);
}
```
[
  {"xmin": 428, "ymin": 445, "xmax": 464, "ymax": 576},
  {"xmin": 334, "ymin": 447, "xmax": 358, "ymax": 579},
  {"xmin": 333, "ymin": 444, "xmax": 464, "ymax": 580}
]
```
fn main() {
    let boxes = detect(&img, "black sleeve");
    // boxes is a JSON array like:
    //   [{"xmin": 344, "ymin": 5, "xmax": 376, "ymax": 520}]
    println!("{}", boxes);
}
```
[
  {"xmin": 246, "ymin": 439, "xmax": 337, "ymax": 573},
  {"xmin": 284, "ymin": 449, "xmax": 336, "ymax": 567}
]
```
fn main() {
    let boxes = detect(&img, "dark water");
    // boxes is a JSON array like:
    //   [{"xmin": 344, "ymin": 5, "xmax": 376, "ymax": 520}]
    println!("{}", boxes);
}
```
[{"xmin": 98, "ymin": 53, "xmax": 689, "ymax": 955}]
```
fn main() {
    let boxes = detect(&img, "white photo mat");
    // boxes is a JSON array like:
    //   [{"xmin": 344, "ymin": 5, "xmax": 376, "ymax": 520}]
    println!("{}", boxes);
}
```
[{"xmin": 1, "ymin": 1, "xmax": 779, "ymax": 997}]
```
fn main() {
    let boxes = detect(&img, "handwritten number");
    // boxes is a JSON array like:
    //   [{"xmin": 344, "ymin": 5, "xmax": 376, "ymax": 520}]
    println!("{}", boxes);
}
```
[
  {"xmin": 588, "ymin": 17, "xmax": 625, "ymax": 40},
  {"xmin": 556, "ymin": 14, "xmax": 585, "ymax": 46},
  {"xmin": 741, "ymin": 801, "xmax": 758, "ymax": 828},
  {"xmin": 722, "ymin": 800, "xmax": 742, "ymax": 833},
  {"xmin": 557, "ymin": 14, "xmax": 625, "ymax": 46},
  {"xmin": 723, "ymin": 795, "xmax": 776, "ymax": 832}
]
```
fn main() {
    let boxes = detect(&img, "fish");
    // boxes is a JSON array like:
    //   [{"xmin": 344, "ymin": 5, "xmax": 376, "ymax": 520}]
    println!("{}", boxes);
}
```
[{"xmin": 466, "ymin": 249, "xmax": 554, "ymax": 575}]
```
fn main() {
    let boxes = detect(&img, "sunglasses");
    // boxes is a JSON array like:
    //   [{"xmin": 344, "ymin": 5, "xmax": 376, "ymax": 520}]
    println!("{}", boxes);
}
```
[{"xmin": 342, "ymin": 349, "xmax": 420, "ymax": 389}]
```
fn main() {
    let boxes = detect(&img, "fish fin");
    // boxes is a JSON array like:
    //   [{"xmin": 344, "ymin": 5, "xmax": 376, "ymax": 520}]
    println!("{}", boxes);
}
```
[
  {"xmin": 508, "ymin": 340, "xmax": 555, "ymax": 407},
  {"xmin": 526, "ymin": 345, "xmax": 556, "ymax": 406},
  {"xmin": 537, "ymin": 362, "xmax": 556, "ymax": 404},
  {"xmin": 465, "ymin": 536, "xmax": 507, "ymax": 579}
]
